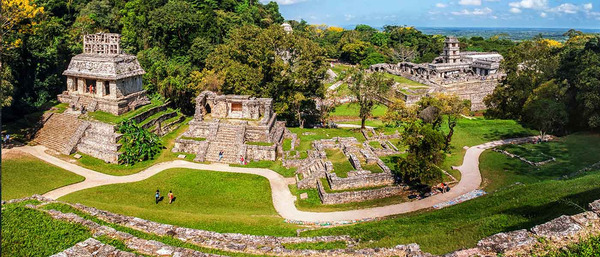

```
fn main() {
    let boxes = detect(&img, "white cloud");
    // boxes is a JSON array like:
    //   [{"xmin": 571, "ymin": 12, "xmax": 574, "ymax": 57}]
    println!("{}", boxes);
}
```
[
  {"xmin": 459, "ymin": 0, "xmax": 482, "ymax": 6},
  {"xmin": 451, "ymin": 7, "xmax": 493, "ymax": 15},
  {"xmin": 508, "ymin": 0, "xmax": 548, "ymax": 9},
  {"xmin": 510, "ymin": 7, "xmax": 522, "ymax": 13},
  {"xmin": 540, "ymin": 12, "xmax": 547, "ymax": 17},
  {"xmin": 549, "ymin": 3, "xmax": 587, "ymax": 14},
  {"xmin": 436, "ymin": 3, "xmax": 448, "ymax": 8},
  {"xmin": 344, "ymin": 14, "xmax": 355, "ymax": 21},
  {"xmin": 584, "ymin": 3, "xmax": 593, "ymax": 11}
]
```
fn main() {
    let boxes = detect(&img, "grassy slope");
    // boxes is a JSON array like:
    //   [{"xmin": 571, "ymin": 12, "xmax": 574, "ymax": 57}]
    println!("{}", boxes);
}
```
[
  {"xmin": 1, "ymin": 206, "xmax": 91, "ymax": 256},
  {"xmin": 85, "ymin": 99, "xmax": 163, "ymax": 124},
  {"xmin": 382, "ymin": 73, "xmax": 427, "ymax": 87},
  {"xmin": 1, "ymin": 153, "xmax": 85, "ymax": 200},
  {"xmin": 330, "ymin": 103, "xmax": 387, "ymax": 118},
  {"xmin": 60, "ymin": 168, "xmax": 299, "ymax": 236},
  {"xmin": 304, "ymin": 133, "xmax": 600, "ymax": 255},
  {"xmin": 288, "ymin": 127, "xmax": 365, "ymax": 152}
]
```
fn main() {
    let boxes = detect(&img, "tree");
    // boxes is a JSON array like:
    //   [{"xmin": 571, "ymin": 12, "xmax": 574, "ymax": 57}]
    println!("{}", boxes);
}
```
[
  {"xmin": 396, "ymin": 120, "xmax": 445, "ymax": 185},
  {"xmin": 205, "ymin": 24, "xmax": 327, "ymax": 125},
  {"xmin": 348, "ymin": 70, "xmax": 394, "ymax": 129}
]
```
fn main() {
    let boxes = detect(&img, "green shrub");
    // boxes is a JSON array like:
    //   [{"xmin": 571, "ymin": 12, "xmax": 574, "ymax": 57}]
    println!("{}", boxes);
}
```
[{"xmin": 118, "ymin": 120, "xmax": 163, "ymax": 165}]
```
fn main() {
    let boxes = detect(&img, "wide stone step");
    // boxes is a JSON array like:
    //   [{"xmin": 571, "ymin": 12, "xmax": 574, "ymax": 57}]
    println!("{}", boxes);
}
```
[
  {"xmin": 82, "ymin": 131, "xmax": 120, "ymax": 144},
  {"xmin": 77, "ymin": 143, "xmax": 120, "ymax": 164},
  {"xmin": 79, "ymin": 138, "xmax": 121, "ymax": 152}
]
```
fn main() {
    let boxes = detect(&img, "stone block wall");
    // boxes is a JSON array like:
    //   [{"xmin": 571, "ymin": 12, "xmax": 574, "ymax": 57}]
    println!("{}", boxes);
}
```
[
  {"xmin": 172, "ymin": 139, "xmax": 208, "ymax": 157},
  {"xmin": 326, "ymin": 172, "xmax": 396, "ymax": 191},
  {"xmin": 317, "ymin": 180, "xmax": 405, "ymax": 205},
  {"xmin": 245, "ymin": 144, "xmax": 277, "ymax": 161}
]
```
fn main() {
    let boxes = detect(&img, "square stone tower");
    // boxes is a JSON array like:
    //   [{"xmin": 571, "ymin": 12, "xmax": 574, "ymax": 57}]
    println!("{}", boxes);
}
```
[
  {"xmin": 443, "ymin": 36, "xmax": 461, "ymax": 64},
  {"xmin": 59, "ymin": 33, "xmax": 149, "ymax": 115}
]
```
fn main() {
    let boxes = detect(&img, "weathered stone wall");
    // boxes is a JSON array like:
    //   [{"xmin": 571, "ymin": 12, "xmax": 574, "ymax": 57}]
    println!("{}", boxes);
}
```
[
  {"xmin": 131, "ymin": 103, "xmax": 168, "ymax": 124},
  {"xmin": 76, "ymin": 120, "xmax": 121, "ymax": 163},
  {"xmin": 172, "ymin": 139, "xmax": 208, "ymax": 156},
  {"xmin": 115, "ymin": 75, "xmax": 143, "ymax": 97},
  {"xmin": 245, "ymin": 144, "xmax": 277, "ymax": 161},
  {"xmin": 317, "ymin": 180, "xmax": 405, "ymax": 205},
  {"xmin": 326, "ymin": 171, "xmax": 396, "ymax": 191}
]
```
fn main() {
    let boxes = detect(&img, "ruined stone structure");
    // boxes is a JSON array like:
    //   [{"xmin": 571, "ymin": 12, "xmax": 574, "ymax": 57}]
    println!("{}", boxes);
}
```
[
  {"xmin": 281, "ymin": 128, "xmax": 406, "ymax": 205},
  {"xmin": 59, "ymin": 33, "xmax": 149, "ymax": 115},
  {"xmin": 173, "ymin": 91, "xmax": 285, "ymax": 164},
  {"xmin": 370, "ymin": 36, "xmax": 505, "ymax": 110},
  {"xmin": 33, "ymin": 33, "xmax": 186, "ymax": 164}
]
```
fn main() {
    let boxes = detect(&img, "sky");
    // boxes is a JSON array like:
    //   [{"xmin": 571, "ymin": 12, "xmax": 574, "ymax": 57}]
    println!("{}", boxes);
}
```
[{"xmin": 260, "ymin": 0, "xmax": 600, "ymax": 29}]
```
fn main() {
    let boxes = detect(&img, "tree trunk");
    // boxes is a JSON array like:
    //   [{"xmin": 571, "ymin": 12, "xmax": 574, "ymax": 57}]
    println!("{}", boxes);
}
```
[{"xmin": 361, "ymin": 117, "xmax": 366, "ymax": 129}]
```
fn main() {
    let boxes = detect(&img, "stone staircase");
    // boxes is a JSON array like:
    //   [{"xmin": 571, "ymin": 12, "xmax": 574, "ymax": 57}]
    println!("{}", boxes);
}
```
[
  {"xmin": 76, "ymin": 121, "xmax": 122, "ymax": 163},
  {"xmin": 34, "ymin": 113, "xmax": 87, "ymax": 155},
  {"xmin": 204, "ymin": 125, "xmax": 244, "ymax": 163}
]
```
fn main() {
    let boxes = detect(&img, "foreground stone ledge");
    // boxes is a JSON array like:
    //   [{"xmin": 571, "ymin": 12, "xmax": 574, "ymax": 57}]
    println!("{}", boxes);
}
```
[{"xmin": 51, "ymin": 238, "xmax": 140, "ymax": 257}]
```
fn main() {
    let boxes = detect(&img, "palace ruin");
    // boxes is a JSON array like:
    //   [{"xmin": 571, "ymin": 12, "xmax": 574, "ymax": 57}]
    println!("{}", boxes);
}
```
[{"xmin": 370, "ymin": 36, "xmax": 505, "ymax": 110}]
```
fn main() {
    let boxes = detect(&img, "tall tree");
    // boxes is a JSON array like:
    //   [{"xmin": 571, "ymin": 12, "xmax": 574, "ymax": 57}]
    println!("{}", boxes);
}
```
[{"xmin": 348, "ymin": 70, "xmax": 394, "ymax": 129}]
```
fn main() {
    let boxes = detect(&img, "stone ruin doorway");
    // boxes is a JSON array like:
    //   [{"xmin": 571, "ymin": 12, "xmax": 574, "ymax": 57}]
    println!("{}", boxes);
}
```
[{"xmin": 85, "ymin": 79, "xmax": 97, "ymax": 94}]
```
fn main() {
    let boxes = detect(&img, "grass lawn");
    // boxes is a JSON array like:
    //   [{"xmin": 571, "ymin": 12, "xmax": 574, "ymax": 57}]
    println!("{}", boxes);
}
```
[
  {"xmin": 1, "ymin": 152, "xmax": 85, "ymax": 200},
  {"xmin": 330, "ymin": 103, "xmax": 387, "ymax": 118},
  {"xmin": 381, "ymin": 73, "xmax": 427, "ymax": 87},
  {"xmin": 439, "ymin": 117, "xmax": 537, "ymax": 180},
  {"xmin": 325, "ymin": 148, "xmax": 355, "ymax": 177},
  {"xmin": 288, "ymin": 127, "xmax": 365, "ymax": 152},
  {"xmin": 85, "ymin": 99, "xmax": 164, "ymax": 124},
  {"xmin": 304, "ymin": 169, "xmax": 600, "ymax": 254},
  {"xmin": 480, "ymin": 133, "xmax": 600, "ymax": 192},
  {"xmin": 67, "ymin": 117, "xmax": 193, "ymax": 176},
  {"xmin": 60, "ymin": 168, "xmax": 299, "ymax": 236},
  {"xmin": 1, "ymin": 205, "xmax": 91, "ymax": 256},
  {"xmin": 498, "ymin": 143, "xmax": 557, "ymax": 163},
  {"xmin": 230, "ymin": 160, "xmax": 297, "ymax": 177}
]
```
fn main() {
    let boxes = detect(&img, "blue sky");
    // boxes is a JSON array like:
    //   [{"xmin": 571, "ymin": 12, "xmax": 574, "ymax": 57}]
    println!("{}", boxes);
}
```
[{"xmin": 261, "ymin": 0, "xmax": 600, "ymax": 29}]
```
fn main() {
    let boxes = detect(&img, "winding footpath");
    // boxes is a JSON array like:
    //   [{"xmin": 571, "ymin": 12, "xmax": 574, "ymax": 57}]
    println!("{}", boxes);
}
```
[{"xmin": 4, "ymin": 136, "xmax": 538, "ymax": 223}]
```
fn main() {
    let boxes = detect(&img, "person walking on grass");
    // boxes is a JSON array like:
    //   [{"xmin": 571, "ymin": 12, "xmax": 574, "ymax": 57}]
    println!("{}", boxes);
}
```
[
  {"xmin": 155, "ymin": 189, "xmax": 160, "ymax": 204},
  {"xmin": 218, "ymin": 150, "xmax": 223, "ymax": 161},
  {"xmin": 168, "ymin": 190, "xmax": 174, "ymax": 204}
]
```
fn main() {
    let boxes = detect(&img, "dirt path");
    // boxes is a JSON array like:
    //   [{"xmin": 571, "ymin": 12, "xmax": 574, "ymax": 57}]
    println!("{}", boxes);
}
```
[{"xmin": 6, "ymin": 136, "xmax": 538, "ymax": 223}]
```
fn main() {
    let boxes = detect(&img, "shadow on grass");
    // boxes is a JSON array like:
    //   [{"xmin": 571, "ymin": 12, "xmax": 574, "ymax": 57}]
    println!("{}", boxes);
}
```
[{"xmin": 500, "ymin": 187, "xmax": 600, "ymax": 232}]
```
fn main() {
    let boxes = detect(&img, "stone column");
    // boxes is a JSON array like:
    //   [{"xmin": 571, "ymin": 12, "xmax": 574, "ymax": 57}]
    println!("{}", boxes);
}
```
[
  {"xmin": 96, "ymin": 80, "xmax": 104, "ymax": 98},
  {"xmin": 66, "ymin": 77, "xmax": 74, "ymax": 92},
  {"xmin": 109, "ymin": 81, "xmax": 118, "ymax": 99},
  {"xmin": 77, "ymin": 78, "xmax": 85, "ymax": 94}
]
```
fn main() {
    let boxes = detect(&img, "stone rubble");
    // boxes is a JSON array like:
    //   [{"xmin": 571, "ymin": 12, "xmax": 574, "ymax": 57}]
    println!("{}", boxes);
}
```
[{"xmin": 51, "ymin": 238, "xmax": 140, "ymax": 257}]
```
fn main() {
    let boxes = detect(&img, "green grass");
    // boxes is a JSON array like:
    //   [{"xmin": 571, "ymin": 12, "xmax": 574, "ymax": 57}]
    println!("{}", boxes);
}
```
[
  {"xmin": 288, "ymin": 127, "xmax": 365, "ymax": 152},
  {"xmin": 1, "ymin": 153, "xmax": 85, "ymax": 200},
  {"xmin": 282, "ymin": 241, "xmax": 347, "ymax": 250},
  {"xmin": 369, "ymin": 141, "xmax": 383, "ymax": 149},
  {"xmin": 330, "ymin": 63, "xmax": 352, "ymax": 75},
  {"xmin": 86, "ymin": 99, "xmax": 163, "ymax": 124},
  {"xmin": 498, "ymin": 143, "xmax": 556, "ymax": 163},
  {"xmin": 246, "ymin": 141, "xmax": 273, "ymax": 146},
  {"xmin": 325, "ymin": 148, "xmax": 355, "ymax": 178},
  {"xmin": 1, "ymin": 205, "xmax": 91, "ymax": 256},
  {"xmin": 39, "ymin": 203, "xmax": 260, "ymax": 257},
  {"xmin": 59, "ymin": 168, "xmax": 299, "ymax": 236},
  {"xmin": 330, "ymin": 103, "xmax": 387, "ymax": 118},
  {"xmin": 304, "ymin": 169, "xmax": 600, "ymax": 254},
  {"xmin": 381, "ymin": 73, "xmax": 428, "ymax": 87},
  {"xmin": 230, "ymin": 160, "xmax": 297, "ymax": 177},
  {"xmin": 303, "ymin": 132, "xmax": 600, "ymax": 254},
  {"xmin": 282, "ymin": 138, "xmax": 292, "ymax": 151},
  {"xmin": 69, "ymin": 117, "xmax": 193, "ymax": 176},
  {"xmin": 181, "ymin": 136, "xmax": 206, "ymax": 141},
  {"xmin": 480, "ymin": 133, "xmax": 600, "ymax": 192}
]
